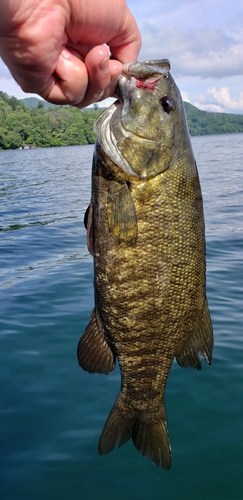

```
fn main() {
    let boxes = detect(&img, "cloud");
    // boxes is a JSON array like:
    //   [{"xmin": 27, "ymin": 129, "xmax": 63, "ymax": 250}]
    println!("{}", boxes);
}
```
[
  {"xmin": 193, "ymin": 86, "xmax": 243, "ymax": 113},
  {"xmin": 139, "ymin": 24, "xmax": 243, "ymax": 79},
  {"xmin": 208, "ymin": 87, "xmax": 243, "ymax": 111},
  {"xmin": 193, "ymin": 101, "xmax": 225, "ymax": 113},
  {"xmin": 207, "ymin": 87, "xmax": 243, "ymax": 113},
  {"xmin": 180, "ymin": 90, "xmax": 190, "ymax": 102},
  {"xmin": 133, "ymin": 0, "xmax": 243, "ymax": 35}
]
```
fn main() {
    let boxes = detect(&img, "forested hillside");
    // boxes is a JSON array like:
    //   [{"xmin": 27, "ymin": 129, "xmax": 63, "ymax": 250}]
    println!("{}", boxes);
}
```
[
  {"xmin": 184, "ymin": 102, "xmax": 243, "ymax": 136},
  {"xmin": 0, "ymin": 92, "xmax": 102, "ymax": 149},
  {"xmin": 0, "ymin": 91, "xmax": 243, "ymax": 150}
]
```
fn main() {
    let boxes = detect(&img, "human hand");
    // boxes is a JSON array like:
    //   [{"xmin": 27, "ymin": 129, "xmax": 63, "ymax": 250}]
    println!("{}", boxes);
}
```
[{"xmin": 0, "ymin": 0, "xmax": 141, "ymax": 107}]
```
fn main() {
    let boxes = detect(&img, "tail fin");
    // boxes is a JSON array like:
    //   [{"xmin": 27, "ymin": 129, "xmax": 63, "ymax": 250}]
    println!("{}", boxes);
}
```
[{"xmin": 98, "ymin": 395, "xmax": 171, "ymax": 470}]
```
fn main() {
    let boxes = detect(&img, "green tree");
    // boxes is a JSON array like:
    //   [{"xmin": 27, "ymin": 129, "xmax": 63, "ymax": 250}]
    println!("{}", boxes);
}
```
[{"xmin": 1, "ymin": 89, "xmax": 242, "ymax": 149}]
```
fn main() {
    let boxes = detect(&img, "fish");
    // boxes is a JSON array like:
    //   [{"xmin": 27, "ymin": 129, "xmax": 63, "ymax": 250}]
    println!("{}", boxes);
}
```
[{"xmin": 77, "ymin": 59, "xmax": 213, "ymax": 470}]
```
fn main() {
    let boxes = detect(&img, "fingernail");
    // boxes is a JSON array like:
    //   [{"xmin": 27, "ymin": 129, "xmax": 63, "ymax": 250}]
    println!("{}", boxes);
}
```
[
  {"xmin": 99, "ymin": 56, "xmax": 109, "ymax": 74},
  {"xmin": 60, "ymin": 47, "xmax": 71, "ymax": 60},
  {"xmin": 109, "ymin": 75, "xmax": 119, "ymax": 87},
  {"xmin": 93, "ymin": 90, "xmax": 105, "ymax": 102}
]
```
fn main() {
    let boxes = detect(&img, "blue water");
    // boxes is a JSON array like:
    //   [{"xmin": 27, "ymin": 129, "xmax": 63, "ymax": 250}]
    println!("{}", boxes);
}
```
[{"xmin": 0, "ymin": 135, "xmax": 242, "ymax": 500}]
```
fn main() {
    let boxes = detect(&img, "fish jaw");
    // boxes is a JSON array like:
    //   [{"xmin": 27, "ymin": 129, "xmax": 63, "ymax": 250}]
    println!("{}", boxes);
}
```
[{"xmin": 122, "ymin": 59, "xmax": 171, "ymax": 78}]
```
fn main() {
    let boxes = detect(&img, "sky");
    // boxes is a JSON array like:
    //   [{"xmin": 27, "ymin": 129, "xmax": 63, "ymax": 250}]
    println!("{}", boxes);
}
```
[{"xmin": 0, "ymin": 0, "xmax": 243, "ymax": 114}]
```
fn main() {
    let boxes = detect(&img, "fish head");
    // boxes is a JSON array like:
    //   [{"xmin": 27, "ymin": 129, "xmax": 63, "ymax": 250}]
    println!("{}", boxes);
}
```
[{"xmin": 95, "ymin": 59, "xmax": 193, "ymax": 180}]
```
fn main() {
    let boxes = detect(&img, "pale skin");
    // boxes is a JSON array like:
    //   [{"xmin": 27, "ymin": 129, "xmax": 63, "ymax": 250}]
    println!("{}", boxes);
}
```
[{"xmin": 0, "ymin": 0, "xmax": 141, "ymax": 107}]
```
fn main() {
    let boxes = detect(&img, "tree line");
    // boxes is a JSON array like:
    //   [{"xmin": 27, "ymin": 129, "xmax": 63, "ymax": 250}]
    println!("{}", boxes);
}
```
[
  {"xmin": 0, "ymin": 91, "xmax": 102, "ymax": 150},
  {"xmin": 0, "ymin": 90, "xmax": 243, "ymax": 150},
  {"xmin": 184, "ymin": 102, "xmax": 243, "ymax": 136}
]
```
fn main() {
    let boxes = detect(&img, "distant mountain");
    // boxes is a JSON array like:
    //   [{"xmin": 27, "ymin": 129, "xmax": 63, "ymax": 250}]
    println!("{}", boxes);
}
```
[
  {"xmin": 20, "ymin": 97, "xmax": 55, "ymax": 109},
  {"xmin": 1, "ymin": 89, "xmax": 243, "ymax": 150},
  {"xmin": 20, "ymin": 96, "xmax": 105, "ymax": 112},
  {"xmin": 184, "ymin": 102, "xmax": 243, "ymax": 136},
  {"xmin": 19, "ymin": 97, "xmax": 243, "ymax": 136}
]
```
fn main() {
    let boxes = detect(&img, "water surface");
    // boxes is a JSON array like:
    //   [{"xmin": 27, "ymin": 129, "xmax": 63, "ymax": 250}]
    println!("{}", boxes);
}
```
[{"xmin": 1, "ymin": 136, "xmax": 243, "ymax": 499}]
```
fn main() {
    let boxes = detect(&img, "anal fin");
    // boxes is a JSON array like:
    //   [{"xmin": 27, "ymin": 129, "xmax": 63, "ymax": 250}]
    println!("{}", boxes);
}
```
[
  {"xmin": 176, "ymin": 298, "xmax": 213, "ymax": 370},
  {"xmin": 77, "ymin": 308, "xmax": 116, "ymax": 374}
]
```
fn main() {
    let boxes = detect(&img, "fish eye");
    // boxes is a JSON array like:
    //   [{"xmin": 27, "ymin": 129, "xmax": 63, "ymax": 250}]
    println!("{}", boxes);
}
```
[{"xmin": 160, "ymin": 95, "xmax": 176, "ymax": 113}]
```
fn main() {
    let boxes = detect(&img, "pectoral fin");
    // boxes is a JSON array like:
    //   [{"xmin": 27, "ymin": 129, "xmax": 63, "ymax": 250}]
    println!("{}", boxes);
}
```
[
  {"xmin": 107, "ymin": 181, "xmax": 137, "ymax": 245},
  {"xmin": 176, "ymin": 298, "xmax": 213, "ymax": 370},
  {"xmin": 77, "ymin": 308, "xmax": 116, "ymax": 374}
]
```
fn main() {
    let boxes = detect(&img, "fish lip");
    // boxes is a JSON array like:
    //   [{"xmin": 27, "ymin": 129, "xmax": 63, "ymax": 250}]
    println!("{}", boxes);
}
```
[{"xmin": 122, "ymin": 59, "xmax": 171, "ymax": 78}]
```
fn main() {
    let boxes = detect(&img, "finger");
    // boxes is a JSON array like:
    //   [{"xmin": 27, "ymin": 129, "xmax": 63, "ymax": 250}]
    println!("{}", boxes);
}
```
[
  {"xmin": 108, "ymin": 9, "xmax": 142, "ymax": 63},
  {"xmin": 41, "ymin": 47, "xmax": 89, "ymax": 105},
  {"xmin": 110, "ymin": 37, "xmax": 141, "ymax": 64},
  {"xmin": 77, "ymin": 45, "xmax": 122, "ymax": 108}
]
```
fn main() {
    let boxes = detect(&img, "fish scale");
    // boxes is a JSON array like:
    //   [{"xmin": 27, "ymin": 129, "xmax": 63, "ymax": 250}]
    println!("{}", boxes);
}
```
[{"xmin": 77, "ymin": 59, "xmax": 213, "ymax": 469}]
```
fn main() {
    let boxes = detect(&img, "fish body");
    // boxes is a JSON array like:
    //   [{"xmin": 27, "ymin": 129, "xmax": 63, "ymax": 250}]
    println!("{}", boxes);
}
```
[{"xmin": 78, "ymin": 59, "xmax": 213, "ymax": 470}]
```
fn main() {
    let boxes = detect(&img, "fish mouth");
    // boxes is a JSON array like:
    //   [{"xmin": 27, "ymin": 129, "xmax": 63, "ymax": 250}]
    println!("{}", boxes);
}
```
[
  {"xmin": 95, "ymin": 98, "xmax": 153, "ymax": 179},
  {"xmin": 122, "ymin": 59, "xmax": 171, "ymax": 78},
  {"xmin": 94, "ymin": 99, "xmax": 154, "ymax": 178}
]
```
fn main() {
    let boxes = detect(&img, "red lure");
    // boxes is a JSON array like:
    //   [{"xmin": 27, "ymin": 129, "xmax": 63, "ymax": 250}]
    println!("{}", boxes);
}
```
[{"xmin": 135, "ymin": 78, "xmax": 160, "ymax": 90}]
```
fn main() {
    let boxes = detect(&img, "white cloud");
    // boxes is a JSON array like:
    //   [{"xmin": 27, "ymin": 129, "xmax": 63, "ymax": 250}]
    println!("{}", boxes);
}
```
[
  {"xmin": 208, "ymin": 86, "xmax": 243, "ymax": 111},
  {"xmin": 181, "ymin": 90, "xmax": 190, "ymax": 102},
  {"xmin": 193, "ymin": 87, "xmax": 243, "ymax": 113},
  {"xmin": 139, "ymin": 24, "xmax": 243, "ymax": 79},
  {"xmin": 193, "ymin": 101, "xmax": 225, "ymax": 113}
]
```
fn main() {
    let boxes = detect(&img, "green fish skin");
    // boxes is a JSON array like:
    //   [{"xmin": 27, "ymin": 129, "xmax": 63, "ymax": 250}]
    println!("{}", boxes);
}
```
[{"xmin": 77, "ymin": 59, "xmax": 213, "ymax": 470}]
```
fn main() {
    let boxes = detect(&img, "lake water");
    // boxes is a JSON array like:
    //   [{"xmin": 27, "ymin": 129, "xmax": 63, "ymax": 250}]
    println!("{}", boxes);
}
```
[{"xmin": 1, "ymin": 134, "xmax": 243, "ymax": 500}]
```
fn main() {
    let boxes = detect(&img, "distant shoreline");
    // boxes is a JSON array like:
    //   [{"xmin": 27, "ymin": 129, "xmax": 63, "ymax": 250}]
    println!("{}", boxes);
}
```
[{"xmin": 0, "ymin": 91, "xmax": 243, "ymax": 150}]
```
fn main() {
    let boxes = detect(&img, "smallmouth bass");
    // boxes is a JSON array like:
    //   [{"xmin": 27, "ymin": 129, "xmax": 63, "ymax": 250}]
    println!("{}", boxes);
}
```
[{"xmin": 77, "ymin": 59, "xmax": 213, "ymax": 470}]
